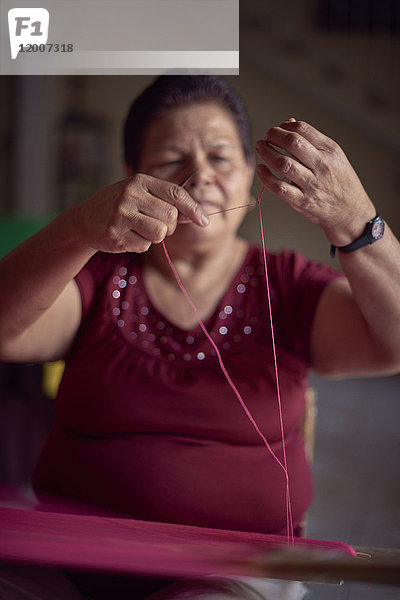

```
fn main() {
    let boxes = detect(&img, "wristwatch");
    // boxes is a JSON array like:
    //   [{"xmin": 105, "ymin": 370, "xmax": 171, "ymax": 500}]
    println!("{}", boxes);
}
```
[{"xmin": 330, "ymin": 215, "xmax": 385, "ymax": 258}]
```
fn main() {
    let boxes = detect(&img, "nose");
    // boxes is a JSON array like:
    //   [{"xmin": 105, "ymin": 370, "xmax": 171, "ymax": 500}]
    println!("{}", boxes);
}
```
[
  {"xmin": 179, "ymin": 169, "xmax": 198, "ymax": 187},
  {"xmin": 188, "ymin": 155, "xmax": 215, "ymax": 188}
]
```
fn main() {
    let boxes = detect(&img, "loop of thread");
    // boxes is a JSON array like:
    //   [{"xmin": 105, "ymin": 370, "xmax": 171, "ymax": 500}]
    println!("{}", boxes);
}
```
[{"xmin": 161, "ymin": 189, "xmax": 294, "ymax": 544}]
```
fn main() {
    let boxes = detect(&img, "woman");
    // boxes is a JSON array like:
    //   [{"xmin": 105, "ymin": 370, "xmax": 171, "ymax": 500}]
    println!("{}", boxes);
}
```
[{"xmin": 0, "ymin": 76, "xmax": 399, "ymax": 599}]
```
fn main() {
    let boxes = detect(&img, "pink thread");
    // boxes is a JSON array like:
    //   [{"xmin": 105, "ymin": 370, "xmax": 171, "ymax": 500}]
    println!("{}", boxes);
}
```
[
  {"xmin": 207, "ymin": 202, "xmax": 256, "ymax": 216},
  {"xmin": 161, "ymin": 191, "xmax": 294, "ymax": 544},
  {"xmin": 256, "ymin": 187, "xmax": 294, "ymax": 542}
]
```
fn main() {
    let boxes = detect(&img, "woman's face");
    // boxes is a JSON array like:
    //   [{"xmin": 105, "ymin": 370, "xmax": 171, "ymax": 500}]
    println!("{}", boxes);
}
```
[{"xmin": 136, "ymin": 102, "xmax": 254, "ymax": 250}]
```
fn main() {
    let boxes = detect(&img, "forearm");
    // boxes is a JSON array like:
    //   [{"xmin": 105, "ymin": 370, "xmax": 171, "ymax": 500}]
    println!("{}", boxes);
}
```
[
  {"xmin": 0, "ymin": 173, "xmax": 209, "ymax": 359},
  {"xmin": 337, "ymin": 223, "xmax": 400, "ymax": 368},
  {"xmin": 0, "ymin": 207, "xmax": 95, "ymax": 345}
]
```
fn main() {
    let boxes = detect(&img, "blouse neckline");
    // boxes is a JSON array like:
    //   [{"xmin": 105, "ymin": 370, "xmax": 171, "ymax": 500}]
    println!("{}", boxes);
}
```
[{"xmin": 137, "ymin": 242, "xmax": 255, "ymax": 335}]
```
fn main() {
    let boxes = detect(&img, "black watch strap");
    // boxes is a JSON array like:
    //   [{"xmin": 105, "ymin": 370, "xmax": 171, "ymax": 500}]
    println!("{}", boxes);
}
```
[{"xmin": 330, "ymin": 215, "xmax": 384, "ymax": 258}]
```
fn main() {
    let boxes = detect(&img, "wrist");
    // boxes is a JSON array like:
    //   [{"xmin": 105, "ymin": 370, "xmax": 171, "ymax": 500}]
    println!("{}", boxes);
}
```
[
  {"xmin": 56, "ymin": 205, "xmax": 98, "ymax": 259},
  {"xmin": 329, "ymin": 215, "xmax": 385, "ymax": 258},
  {"xmin": 323, "ymin": 210, "xmax": 377, "ymax": 247}
]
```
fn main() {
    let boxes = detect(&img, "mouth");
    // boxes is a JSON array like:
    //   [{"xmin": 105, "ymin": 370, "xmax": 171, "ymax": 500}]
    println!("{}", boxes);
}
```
[
  {"xmin": 196, "ymin": 200, "xmax": 222, "ymax": 213},
  {"xmin": 177, "ymin": 200, "xmax": 222, "ymax": 224},
  {"xmin": 178, "ymin": 199, "xmax": 249, "ymax": 223}
]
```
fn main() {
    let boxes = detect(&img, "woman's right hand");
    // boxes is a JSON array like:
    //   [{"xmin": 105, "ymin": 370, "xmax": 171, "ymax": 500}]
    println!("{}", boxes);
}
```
[
  {"xmin": 0, "ymin": 174, "xmax": 209, "ymax": 362},
  {"xmin": 74, "ymin": 173, "xmax": 210, "ymax": 254}
]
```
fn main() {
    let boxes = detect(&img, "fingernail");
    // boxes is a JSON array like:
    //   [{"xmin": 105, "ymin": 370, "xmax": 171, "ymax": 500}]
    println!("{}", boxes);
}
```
[
  {"xmin": 201, "ymin": 214, "xmax": 210, "ymax": 227},
  {"xmin": 283, "ymin": 117, "xmax": 296, "ymax": 123}
]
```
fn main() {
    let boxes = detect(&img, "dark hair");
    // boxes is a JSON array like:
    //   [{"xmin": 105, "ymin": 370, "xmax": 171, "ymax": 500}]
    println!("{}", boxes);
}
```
[{"xmin": 123, "ymin": 75, "xmax": 253, "ymax": 170}]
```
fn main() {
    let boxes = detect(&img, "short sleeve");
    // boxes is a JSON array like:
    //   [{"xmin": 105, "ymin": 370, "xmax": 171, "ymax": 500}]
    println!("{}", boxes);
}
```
[
  {"xmin": 74, "ymin": 252, "xmax": 113, "ymax": 320},
  {"xmin": 272, "ymin": 250, "xmax": 344, "ymax": 365}
]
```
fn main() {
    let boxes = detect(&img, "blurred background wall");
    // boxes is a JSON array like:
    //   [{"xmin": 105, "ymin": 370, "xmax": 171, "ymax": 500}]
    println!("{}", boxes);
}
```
[
  {"xmin": 1, "ymin": 1, "xmax": 399, "ymax": 257},
  {"xmin": 0, "ymin": 1, "xmax": 399, "ymax": 597}
]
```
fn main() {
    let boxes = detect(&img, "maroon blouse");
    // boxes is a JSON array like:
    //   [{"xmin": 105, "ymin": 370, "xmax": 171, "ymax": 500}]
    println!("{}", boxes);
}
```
[{"xmin": 33, "ymin": 245, "xmax": 341, "ymax": 535}]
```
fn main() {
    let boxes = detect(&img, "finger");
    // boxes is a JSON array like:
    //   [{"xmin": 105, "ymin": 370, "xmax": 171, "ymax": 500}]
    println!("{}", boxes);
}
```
[
  {"xmin": 132, "ymin": 193, "xmax": 179, "ymax": 236},
  {"xmin": 255, "ymin": 139, "xmax": 313, "ymax": 189},
  {"xmin": 123, "ymin": 211, "xmax": 173, "ymax": 245},
  {"xmin": 139, "ymin": 175, "xmax": 210, "ymax": 227},
  {"xmin": 256, "ymin": 163, "xmax": 304, "ymax": 207},
  {"xmin": 279, "ymin": 120, "xmax": 337, "ymax": 153},
  {"xmin": 264, "ymin": 126, "xmax": 322, "ymax": 172},
  {"xmin": 119, "ymin": 230, "xmax": 152, "ymax": 254}
]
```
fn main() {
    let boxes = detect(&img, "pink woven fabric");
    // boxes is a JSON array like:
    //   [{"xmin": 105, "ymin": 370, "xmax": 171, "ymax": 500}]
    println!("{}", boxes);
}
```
[{"xmin": 0, "ymin": 507, "xmax": 356, "ymax": 578}]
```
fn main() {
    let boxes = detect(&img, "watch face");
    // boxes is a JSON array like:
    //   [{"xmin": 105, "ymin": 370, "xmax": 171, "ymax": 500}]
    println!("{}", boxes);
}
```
[{"xmin": 371, "ymin": 218, "xmax": 384, "ymax": 240}]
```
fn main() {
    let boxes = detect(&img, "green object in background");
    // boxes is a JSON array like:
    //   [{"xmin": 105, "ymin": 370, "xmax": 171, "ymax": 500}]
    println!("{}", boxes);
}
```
[{"xmin": 0, "ymin": 216, "xmax": 54, "ymax": 258}]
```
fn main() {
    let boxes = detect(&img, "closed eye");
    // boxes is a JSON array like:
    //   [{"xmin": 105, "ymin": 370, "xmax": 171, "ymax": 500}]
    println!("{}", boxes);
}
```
[
  {"xmin": 159, "ymin": 159, "xmax": 183, "ymax": 166},
  {"xmin": 210, "ymin": 156, "xmax": 230, "ymax": 164}
]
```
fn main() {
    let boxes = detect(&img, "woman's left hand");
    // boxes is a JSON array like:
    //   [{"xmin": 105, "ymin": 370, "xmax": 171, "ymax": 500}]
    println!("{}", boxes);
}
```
[
  {"xmin": 257, "ymin": 119, "xmax": 400, "ymax": 378},
  {"xmin": 255, "ymin": 120, "xmax": 376, "ymax": 246}
]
